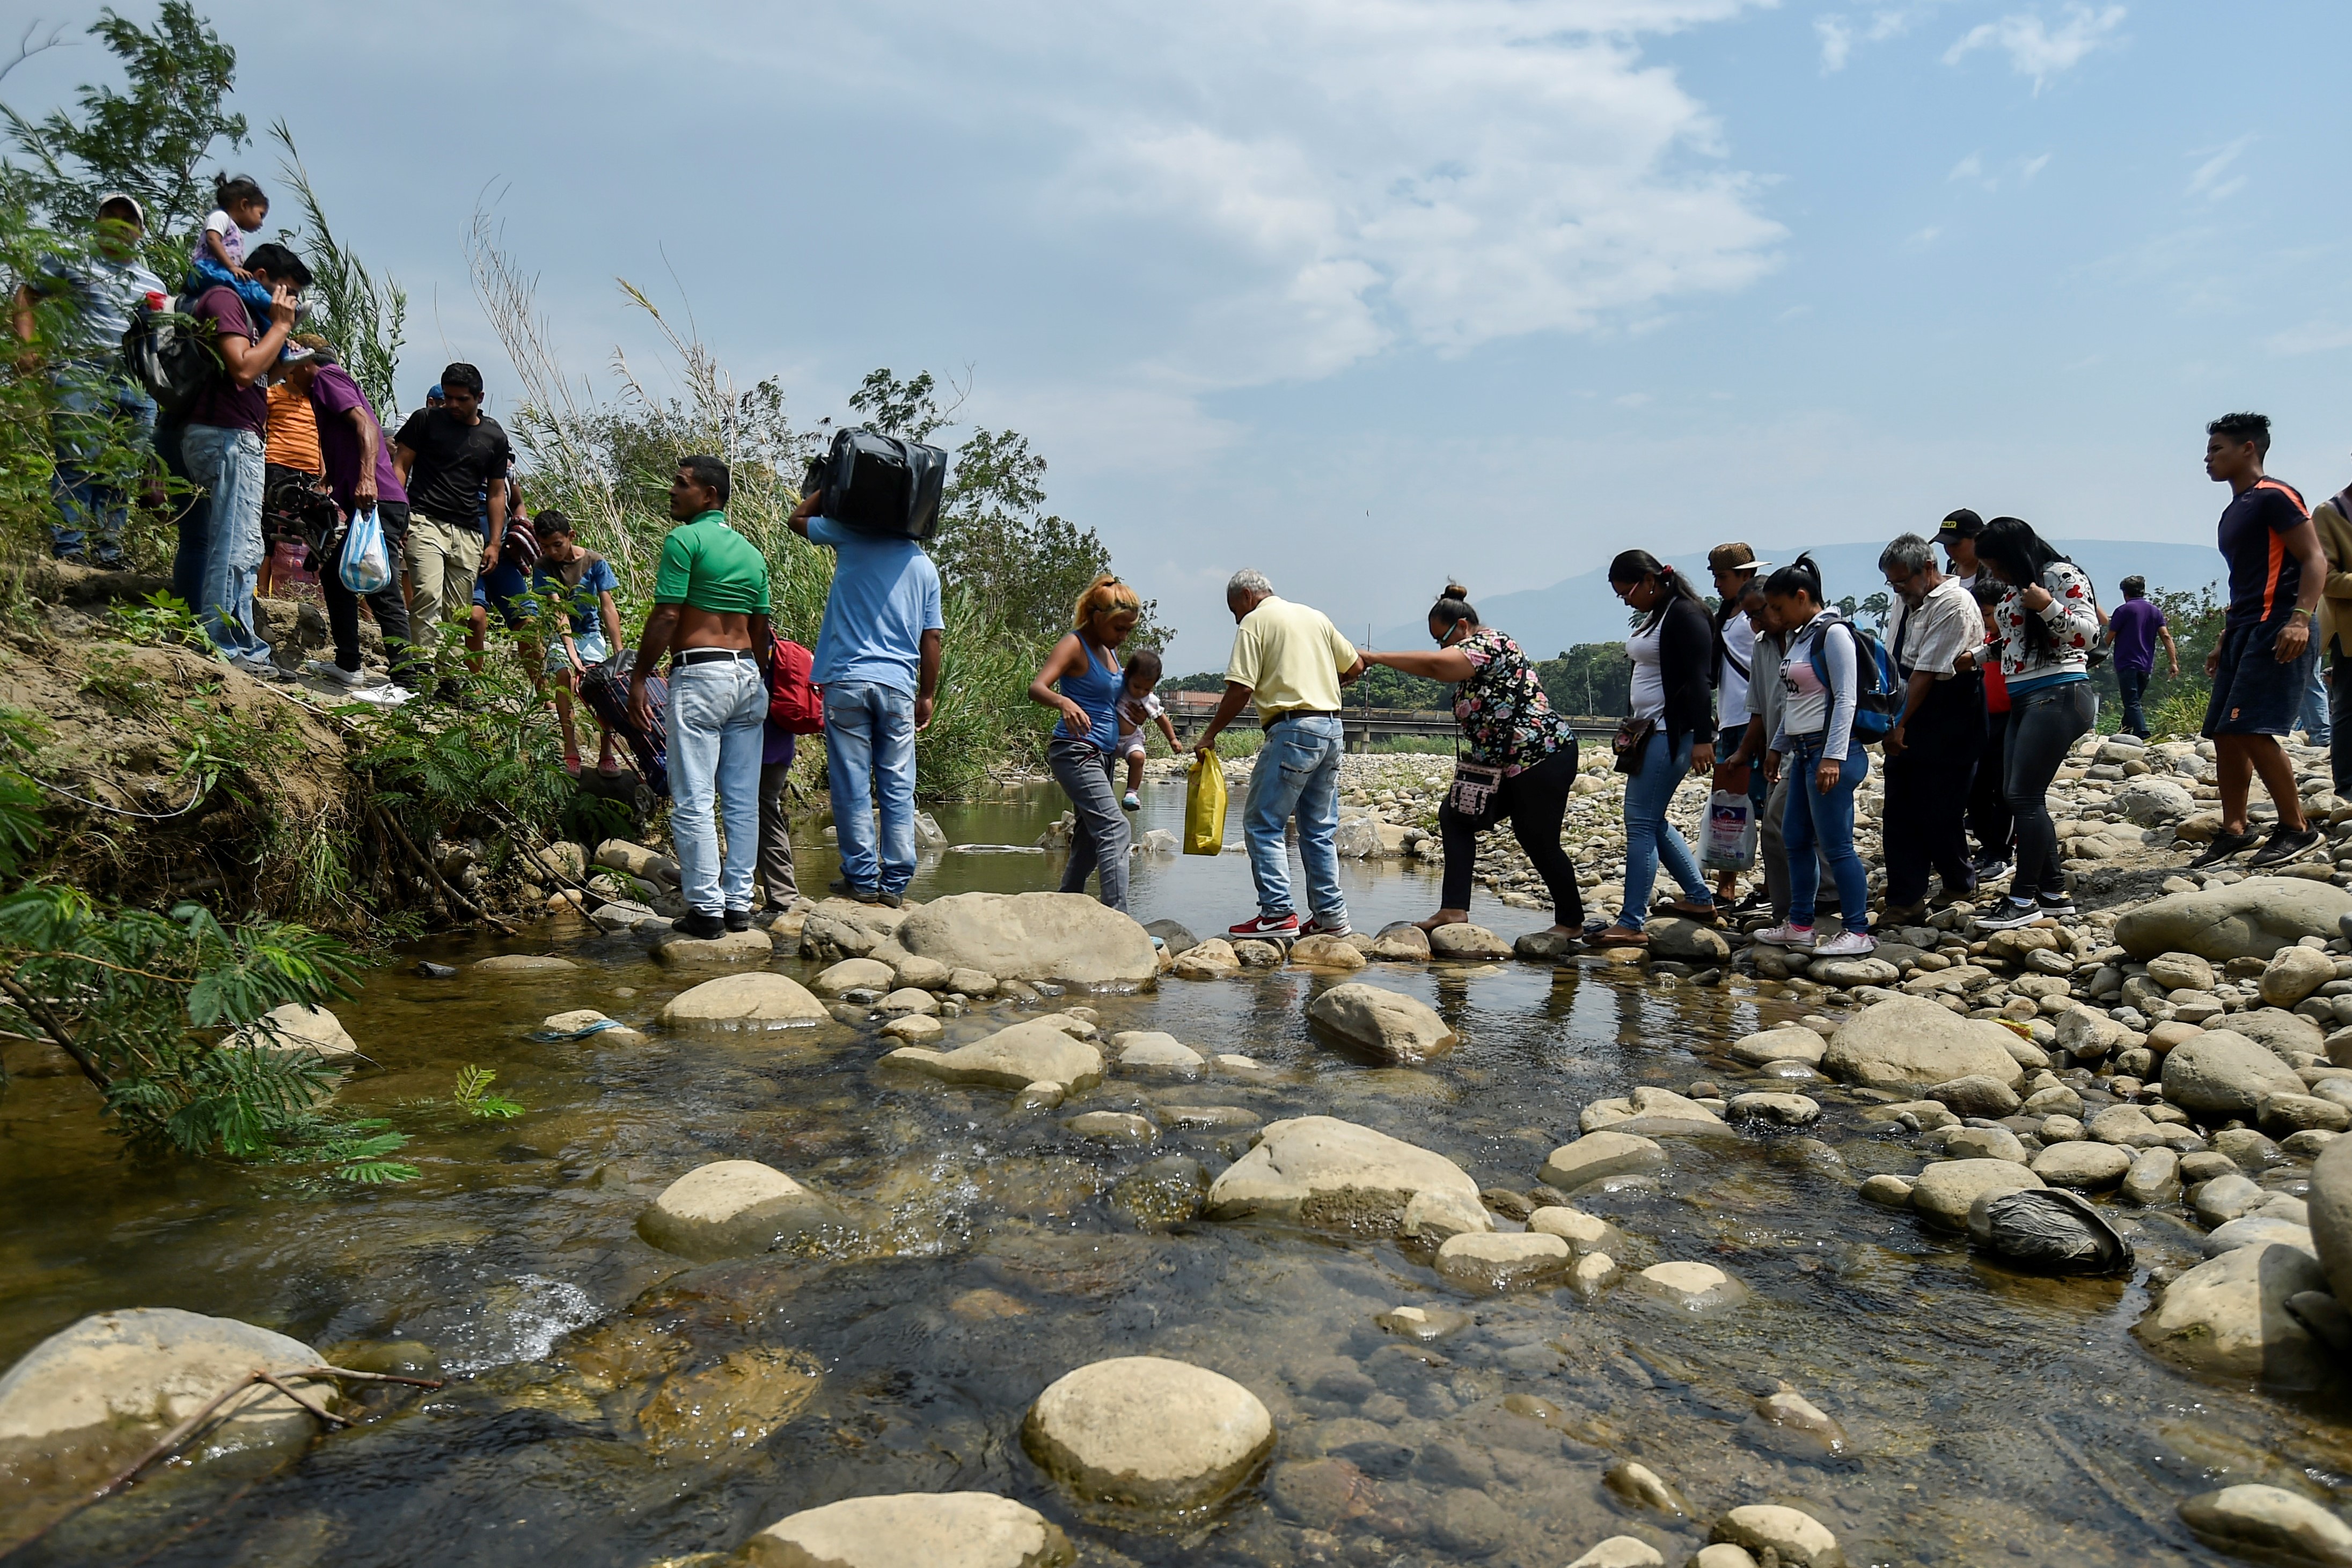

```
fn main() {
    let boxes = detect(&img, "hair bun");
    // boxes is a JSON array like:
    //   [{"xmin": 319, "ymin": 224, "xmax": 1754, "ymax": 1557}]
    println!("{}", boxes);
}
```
[{"xmin": 1442, "ymin": 582, "xmax": 1470, "ymax": 601}]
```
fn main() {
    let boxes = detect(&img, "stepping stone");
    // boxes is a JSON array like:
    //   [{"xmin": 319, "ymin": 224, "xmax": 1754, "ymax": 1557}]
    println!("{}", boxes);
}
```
[
  {"xmin": 661, "ymin": 972, "xmax": 826, "ymax": 1030},
  {"xmin": 1022, "ymin": 1356, "xmax": 1274, "ymax": 1511},
  {"xmin": 1631, "ymin": 1261, "xmax": 1748, "ymax": 1313},
  {"xmin": 471, "ymin": 954, "xmax": 577, "ymax": 974},
  {"xmin": 653, "ymin": 927, "xmax": 773, "ymax": 965},
  {"xmin": 743, "ymin": 1491, "xmax": 1073, "ymax": 1568},
  {"xmin": 1539, "ymin": 1131, "xmax": 1667, "ymax": 1192},
  {"xmin": 1434, "ymin": 1231, "xmax": 1570, "ymax": 1292},
  {"xmin": 635, "ymin": 1159, "xmax": 841, "ymax": 1261}
]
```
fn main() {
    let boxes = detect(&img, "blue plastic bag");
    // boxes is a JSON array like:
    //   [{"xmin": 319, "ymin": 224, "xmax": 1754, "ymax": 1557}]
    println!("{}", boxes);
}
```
[{"xmin": 339, "ymin": 506, "xmax": 393, "ymax": 596}]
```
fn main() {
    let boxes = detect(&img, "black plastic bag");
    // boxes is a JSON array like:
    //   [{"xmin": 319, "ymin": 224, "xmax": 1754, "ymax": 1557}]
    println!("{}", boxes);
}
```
[{"xmin": 1970, "ymin": 1187, "xmax": 2131, "ymax": 1274}]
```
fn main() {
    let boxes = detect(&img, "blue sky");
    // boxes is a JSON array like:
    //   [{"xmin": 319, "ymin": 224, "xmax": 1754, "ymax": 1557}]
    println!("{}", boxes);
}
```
[{"xmin": 12, "ymin": 1, "xmax": 2350, "ymax": 667}]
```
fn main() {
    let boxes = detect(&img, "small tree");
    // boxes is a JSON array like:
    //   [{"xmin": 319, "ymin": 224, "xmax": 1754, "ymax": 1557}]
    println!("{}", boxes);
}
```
[{"xmin": 1, "ymin": 2, "xmax": 246, "ymax": 250}]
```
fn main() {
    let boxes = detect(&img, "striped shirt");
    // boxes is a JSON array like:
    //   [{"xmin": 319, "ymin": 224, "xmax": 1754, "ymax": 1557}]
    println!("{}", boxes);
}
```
[{"xmin": 2218, "ymin": 476, "xmax": 2311, "ymax": 631}]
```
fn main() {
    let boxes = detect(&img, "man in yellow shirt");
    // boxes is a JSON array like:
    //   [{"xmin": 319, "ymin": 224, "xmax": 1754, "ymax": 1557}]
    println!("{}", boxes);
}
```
[{"xmin": 1195, "ymin": 568, "xmax": 1365, "ymax": 937}]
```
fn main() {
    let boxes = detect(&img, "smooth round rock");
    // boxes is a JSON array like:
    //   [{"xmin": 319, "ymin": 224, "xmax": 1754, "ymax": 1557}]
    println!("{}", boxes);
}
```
[
  {"xmin": 1726, "ymin": 1091, "xmax": 1821, "ymax": 1126},
  {"xmin": 1205, "ymin": 1115, "xmax": 1489, "ymax": 1238},
  {"xmin": 1434, "ymin": 1231, "xmax": 1570, "ymax": 1292},
  {"xmin": 813, "ymin": 957, "xmax": 897, "ymax": 998},
  {"xmin": 654, "ymin": 927, "xmax": 774, "ymax": 965},
  {"xmin": 470, "ymin": 953, "xmax": 577, "ymax": 974},
  {"xmin": 636, "ymin": 1160, "xmax": 839, "ymax": 1261},
  {"xmin": 744, "ymin": 1491, "xmax": 1075, "ymax": 1568},
  {"xmin": 1306, "ymin": 982, "xmax": 1458, "ymax": 1064},
  {"xmin": 1632, "ymin": 1261, "xmax": 1748, "ymax": 1312},
  {"xmin": 2136, "ymin": 1243, "xmax": 2330, "ymax": 1388},
  {"xmin": 881, "ymin": 1014, "xmax": 943, "ymax": 1043},
  {"xmin": 661, "ymin": 972, "xmax": 826, "ymax": 1029},
  {"xmin": 1022, "ymin": 1357, "xmax": 1274, "ymax": 1511},
  {"xmin": 1540, "ymin": 1131, "xmax": 1667, "ymax": 1191},
  {"xmin": 2031, "ymin": 1141, "xmax": 2134, "ymax": 1190},
  {"xmin": 230, "ymin": 1002, "xmax": 360, "ymax": 1060},
  {"xmin": 1066, "ymin": 1111, "xmax": 1156, "ymax": 1142},
  {"xmin": 2178, "ymin": 1484, "xmax": 2352, "ymax": 1567},
  {"xmin": 1565, "ymin": 1537, "xmax": 1667, "ymax": 1568},
  {"xmin": 1712, "ymin": 1503, "xmax": 1846, "ymax": 1567},
  {"xmin": 1726, "ymin": 1026, "xmax": 1828, "ymax": 1067},
  {"xmin": 1910, "ymin": 1159, "xmax": 2045, "ymax": 1229},
  {"xmin": 1114, "ymin": 1031, "xmax": 1205, "ymax": 1076},
  {"xmin": 1566, "ymin": 1251, "xmax": 1622, "ymax": 1296},
  {"xmin": 1526, "ymin": 1206, "xmax": 1625, "ymax": 1255}
]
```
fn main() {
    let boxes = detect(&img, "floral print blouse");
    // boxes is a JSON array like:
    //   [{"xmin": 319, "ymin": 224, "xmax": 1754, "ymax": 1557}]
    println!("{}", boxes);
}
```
[
  {"xmin": 1454, "ymin": 626, "xmax": 1572, "ymax": 775},
  {"xmin": 1992, "ymin": 559, "xmax": 2100, "ymax": 682}
]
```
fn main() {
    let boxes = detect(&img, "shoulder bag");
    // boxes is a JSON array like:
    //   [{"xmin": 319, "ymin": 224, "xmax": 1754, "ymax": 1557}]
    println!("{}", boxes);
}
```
[{"xmin": 1611, "ymin": 715, "xmax": 1655, "ymax": 775}]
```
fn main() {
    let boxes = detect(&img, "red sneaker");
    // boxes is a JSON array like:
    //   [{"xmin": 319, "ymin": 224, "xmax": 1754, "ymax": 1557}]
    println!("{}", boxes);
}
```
[{"xmin": 1228, "ymin": 913, "xmax": 1300, "ymax": 939}]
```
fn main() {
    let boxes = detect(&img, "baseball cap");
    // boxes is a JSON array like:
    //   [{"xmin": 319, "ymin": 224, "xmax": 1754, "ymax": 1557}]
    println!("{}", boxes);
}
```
[
  {"xmin": 1706, "ymin": 542, "xmax": 1775, "ymax": 575},
  {"xmin": 94, "ymin": 191, "xmax": 146, "ymax": 228},
  {"xmin": 1937, "ymin": 509, "xmax": 1984, "ymax": 539}
]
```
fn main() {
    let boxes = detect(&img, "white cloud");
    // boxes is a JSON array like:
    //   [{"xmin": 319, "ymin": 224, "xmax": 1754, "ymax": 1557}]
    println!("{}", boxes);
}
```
[
  {"xmin": 1816, "ymin": 16, "xmax": 1855, "ymax": 70},
  {"xmin": 1948, "ymin": 152, "xmax": 1988, "ymax": 186},
  {"xmin": 2187, "ymin": 135, "xmax": 2255, "ymax": 201},
  {"xmin": 2266, "ymin": 323, "xmax": 2352, "ymax": 357},
  {"xmin": 1945, "ymin": 4, "xmax": 2126, "ymax": 91},
  {"xmin": 1815, "ymin": 4, "xmax": 1950, "ymax": 71},
  {"xmin": 2020, "ymin": 152, "xmax": 2053, "ymax": 181},
  {"xmin": 699, "ymin": 0, "xmax": 1783, "ymax": 395}
]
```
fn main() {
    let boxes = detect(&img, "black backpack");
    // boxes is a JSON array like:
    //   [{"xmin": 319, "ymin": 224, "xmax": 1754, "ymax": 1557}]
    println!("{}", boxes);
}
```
[
  {"xmin": 802, "ymin": 426, "xmax": 947, "ymax": 541},
  {"xmin": 120, "ymin": 292, "xmax": 223, "ymax": 417}
]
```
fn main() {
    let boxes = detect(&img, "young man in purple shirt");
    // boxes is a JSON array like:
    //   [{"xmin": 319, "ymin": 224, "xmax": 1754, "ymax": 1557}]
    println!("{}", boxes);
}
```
[{"xmin": 2107, "ymin": 575, "xmax": 2178, "ymax": 739}]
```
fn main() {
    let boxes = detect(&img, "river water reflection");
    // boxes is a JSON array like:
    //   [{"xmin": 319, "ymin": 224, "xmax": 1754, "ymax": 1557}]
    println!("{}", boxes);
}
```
[{"xmin": 2, "ymin": 779, "xmax": 2346, "ymax": 1566}]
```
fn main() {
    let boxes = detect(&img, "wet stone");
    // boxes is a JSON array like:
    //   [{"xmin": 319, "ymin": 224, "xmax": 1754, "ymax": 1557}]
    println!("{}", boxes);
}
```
[
  {"xmin": 1374, "ymin": 1305, "xmax": 1472, "ymax": 1343},
  {"xmin": 1434, "ymin": 1230, "xmax": 1570, "ymax": 1292},
  {"xmin": 1602, "ymin": 1459, "xmax": 1689, "ymax": 1516},
  {"xmin": 1022, "ymin": 1355, "xmax": 1276, "ymax": 1512},
  {"xmin": 1108, "ymin": 1156, "xmax": 1208, "ymax": 1228},
  {"xmin": 2177, "ymin": 1484, "xmax": 2352, "ymax": 1567},
  {"xmin": 1540, "ymin": 1131, "xmax": 1668, "ymax": 1191},
  {"xmin": 1711, "ymin": 1504, "xmax": 1846, "ymax": 1567},
  {"xmin": 1631, "ymin": 1261, "xmax": 1748, "ymax": 1313},
  {"xmin": 743, "ymin": 1490, "xmax": 1074, "ymax": 1568},
  {"xmin": 1565, "ymin": 1538, "xmax": 1666, "ymax": 1568}
]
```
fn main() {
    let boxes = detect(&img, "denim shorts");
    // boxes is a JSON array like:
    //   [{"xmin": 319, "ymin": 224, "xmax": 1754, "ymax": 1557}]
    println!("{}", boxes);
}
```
[{"xmin": 2205, "ymin": 621, "xmax": 2314, "ymax": 737}]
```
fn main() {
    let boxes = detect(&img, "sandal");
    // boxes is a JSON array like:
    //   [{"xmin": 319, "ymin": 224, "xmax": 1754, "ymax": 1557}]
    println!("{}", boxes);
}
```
[
  {"xmin": 563, "ymin": 750, "xmax": 582, "ymax": 778},
  {"xmin": 1660, "ymin": 899, "xmax": 1719, "ymax": 923},
  {"xmin": 1592, "ymin": 927, "xmax": 1650, "ymax": 948}
]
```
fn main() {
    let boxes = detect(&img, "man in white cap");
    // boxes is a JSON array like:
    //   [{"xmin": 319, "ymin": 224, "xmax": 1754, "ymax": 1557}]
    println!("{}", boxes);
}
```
[{"xmin": 9, "ymin": 193, "xmax": 167, "ymax": 567}]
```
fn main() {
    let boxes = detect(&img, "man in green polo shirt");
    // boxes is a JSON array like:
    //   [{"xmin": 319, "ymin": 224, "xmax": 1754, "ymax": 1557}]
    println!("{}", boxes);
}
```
[{"xmin": 630, "ymin": 456, "xmax": 772, "ymax": 937}]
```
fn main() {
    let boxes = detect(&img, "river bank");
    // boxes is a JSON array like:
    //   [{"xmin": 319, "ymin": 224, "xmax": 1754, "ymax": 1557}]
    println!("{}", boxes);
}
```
[{"xmin": 5, "ymin": 732, "xmax": 2352, "ymax": 1566}]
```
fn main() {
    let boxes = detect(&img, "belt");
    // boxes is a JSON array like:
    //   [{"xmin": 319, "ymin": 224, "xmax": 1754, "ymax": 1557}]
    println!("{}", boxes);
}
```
[
  {"xmin": 1263, "ymin": 708, "xmax": 1339, "ymax": 727},
  {"xmin": 671, "ymin": 647, "xmax": 759, "ymax": 668}
]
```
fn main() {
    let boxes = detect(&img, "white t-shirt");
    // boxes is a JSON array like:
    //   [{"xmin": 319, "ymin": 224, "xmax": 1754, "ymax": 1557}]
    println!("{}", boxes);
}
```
[
  {"xmin": 1628, "ymin": 620, "xmax": 1666, "ymax": 722},
  {"xmin": 1717, "ymin": 613, "xmax": 1755, "ymax": 733},
  {"xmin": 202, "ymin": 208, "xmax": 244, "ymax": 266}
]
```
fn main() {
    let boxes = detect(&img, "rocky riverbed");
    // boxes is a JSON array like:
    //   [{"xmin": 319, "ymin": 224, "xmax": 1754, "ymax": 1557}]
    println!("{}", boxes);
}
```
[{"xmin": 6, "ymin": 730, "xmax": 2352, "ymax": 1567}]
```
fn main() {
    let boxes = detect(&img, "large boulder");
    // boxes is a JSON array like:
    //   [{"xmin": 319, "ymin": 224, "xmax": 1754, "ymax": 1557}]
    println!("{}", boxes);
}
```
[
  {"xmin": 2162, "ymin": 1029, "xmax": 2306, "ymax": 1116},
  {"xmin": 2229, "ymin": 1007, "xmax": 2328, "ymax": 1061},
  {"xmin": 1822, "ymin": 997, "xmax": 2024, "ymax": 1090},
  {"xmin": 744, "ymin": 1492, "xmax": 1074, "ymax": 1568},
  {"xmin": 661, "ymin": 972, "xmax": 827, "ymax": 1029},
  {"xmin": 636, "ymin": 1160, "xmax": 842, "ymax": 1260},
  {"xmin": 1205, "ymin": 1115, "xmax": 1490, "ymax": 1237},
  {"xmin": 1023, "ymin": 1357, "xmax": 1274, "ymax": 1511},
  {"xmin": 0, "ymin": 1307, "xmax": 329, "ymax": 1511},
  {"xmin": 2136, "ymin": 1243, "xmax": 2331, "ymax": 1388},
  {"xmin": 2116, "ymin": 878, "xmax": 2352, "ymax": 963},
  {"xmin": 882, "ymin": 1020, "xmax": 1105, "ymax": 1093},
  {"xmin": 2262, "ymin": 946, "xmax": 2339, "ymax": 1008},
  {"xmin": 228, "ymin": 1002, "xmax": 360, "ymax": 1061},
  {"xmin": 2308, "ymin": 1135, "xmax": 2352, "ymax": 1309},
  {"xmin": 896, "ymin": 892, "xmax": 1157, "ymax": 987},
  {"xmin": 1427, "ymin": 924, "xmax": 1512, "ymax": 961},
  {"xmin": 1306, "ymin": 983, "xmax": 1458, "ymax": 1065}
]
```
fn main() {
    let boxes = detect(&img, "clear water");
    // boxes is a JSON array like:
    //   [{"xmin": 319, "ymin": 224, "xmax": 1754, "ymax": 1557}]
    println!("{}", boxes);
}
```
[{"xmin": 2, "ymin": 779, "xmax": 2344, "ymax": 1567}]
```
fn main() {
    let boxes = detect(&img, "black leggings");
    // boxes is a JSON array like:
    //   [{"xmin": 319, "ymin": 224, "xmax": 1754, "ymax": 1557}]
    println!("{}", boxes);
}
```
[
  {"xmin": 1440, "ymin": 743, "xmax": 1585, "ymax": 924},
  {"xmin": 2003, "ymin": 681, "xmax": 2097, "ymax": 898}
]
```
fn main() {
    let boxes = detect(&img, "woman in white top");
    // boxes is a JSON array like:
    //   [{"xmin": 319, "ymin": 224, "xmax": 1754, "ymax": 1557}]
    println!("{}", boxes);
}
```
[
  {"xmin": 1599, "ymin": 550, "xmax": 1719, "ymax": 947},
  {"xmin": 1756, "ymin": 554, "xmax": 1875, "ymax": 957}
]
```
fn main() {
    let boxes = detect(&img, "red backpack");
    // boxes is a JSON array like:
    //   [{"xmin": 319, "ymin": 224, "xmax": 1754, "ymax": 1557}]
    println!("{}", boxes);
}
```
[{"xmin": 768, "ymin": 633, "xmax": 824, "ymax": 733}]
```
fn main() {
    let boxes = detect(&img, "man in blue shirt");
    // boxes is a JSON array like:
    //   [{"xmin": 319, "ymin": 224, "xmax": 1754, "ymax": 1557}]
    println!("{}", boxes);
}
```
[{"xmin": 789, "ymin": 486, "xmax": 943, "ymax": 906}]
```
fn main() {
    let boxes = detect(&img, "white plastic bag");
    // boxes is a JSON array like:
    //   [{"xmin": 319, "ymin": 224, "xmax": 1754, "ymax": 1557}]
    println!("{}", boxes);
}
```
[
  {"xmin": 339, "ymin": 505, "xmax": 393, "ymax": 596},
  {"xmin": 1699, "ymin": 787, "xmax": 1757, "ymax": 871}
]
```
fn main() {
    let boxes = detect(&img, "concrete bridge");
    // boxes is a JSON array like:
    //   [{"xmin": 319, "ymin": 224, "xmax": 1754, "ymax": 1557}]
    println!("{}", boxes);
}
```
[{"xmin": 1163, "ymin": 692, "xmax": 1620, "ymax": 753}]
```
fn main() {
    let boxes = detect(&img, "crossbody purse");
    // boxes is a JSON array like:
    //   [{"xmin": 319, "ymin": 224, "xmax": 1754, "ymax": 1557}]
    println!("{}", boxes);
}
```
[{"xmin": 1611, "ymin": 715, "xmax": 1656, "ymax": 775}]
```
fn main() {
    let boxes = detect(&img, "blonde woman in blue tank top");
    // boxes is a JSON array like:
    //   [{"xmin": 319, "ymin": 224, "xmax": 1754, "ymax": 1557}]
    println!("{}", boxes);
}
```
[{"xmin": 1029, "ymin": 575, "xmax": 1145, "ymax": 912}]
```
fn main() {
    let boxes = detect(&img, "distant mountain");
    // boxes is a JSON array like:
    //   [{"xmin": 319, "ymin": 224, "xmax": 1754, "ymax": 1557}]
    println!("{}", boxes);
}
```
[{"xmin": 1373, "ymin": 539, "xmax": 2225, "ymax": 656}]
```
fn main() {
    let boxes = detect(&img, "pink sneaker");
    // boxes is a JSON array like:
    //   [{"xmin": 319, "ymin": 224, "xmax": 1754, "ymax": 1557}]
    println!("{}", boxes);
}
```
[
  {"xmin": 1229, "ymin": 913, "xmax": 1301, "ymax": 939},
  {"xmin": 1755, "ymin": 922, "xmax": 1815, "ymax": 948},
  {"xmin": 1811, "ymin": 929, "xmax": 1878, "ymax": 957}
]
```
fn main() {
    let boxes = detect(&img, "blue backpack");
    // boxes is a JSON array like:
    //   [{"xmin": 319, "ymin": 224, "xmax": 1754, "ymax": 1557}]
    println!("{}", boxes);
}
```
[{"xmin": 1807, "ymin": 619, "xmax": 1901, "ymax": 745}]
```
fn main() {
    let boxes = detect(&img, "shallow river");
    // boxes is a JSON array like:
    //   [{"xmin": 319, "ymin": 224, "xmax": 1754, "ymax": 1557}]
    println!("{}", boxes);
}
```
[{"xmin": 3, "ymin": 780, "xmax": 2346, "ymax": 1566}]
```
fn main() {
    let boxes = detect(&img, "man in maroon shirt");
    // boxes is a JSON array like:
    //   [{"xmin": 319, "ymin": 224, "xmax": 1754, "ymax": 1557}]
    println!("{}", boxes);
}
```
[{"xmin": 181, "ymin": 242, "xmax": 302, "ymax": 677}]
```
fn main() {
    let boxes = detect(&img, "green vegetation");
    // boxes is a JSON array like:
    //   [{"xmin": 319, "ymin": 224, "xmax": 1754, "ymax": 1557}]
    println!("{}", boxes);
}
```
[{"xmin": 452, "ymin": 1064, "xmax": 523, "ymax": 1119}]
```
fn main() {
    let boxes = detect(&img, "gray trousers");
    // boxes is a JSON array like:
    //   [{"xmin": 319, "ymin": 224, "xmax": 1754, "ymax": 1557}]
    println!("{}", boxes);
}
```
[
  {"xmin": 757, "ymin": 760, "xmax": 798, "ymax": 908},
  {"xmin": 1049, "ymin": 735, "xmax": 1130, "ymax": 912},
  {"xmin": 1761, "ymin": 771, "xmax": 1839, "ymax": 924}
]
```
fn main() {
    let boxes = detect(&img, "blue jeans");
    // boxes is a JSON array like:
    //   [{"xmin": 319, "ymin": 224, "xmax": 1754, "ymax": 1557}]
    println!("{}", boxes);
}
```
[
  {"xmin": 1617, "ymin": 728, "xmax": 1708, "ymax": 929},
  {"xmin": 1050, "ymin": 736, "xmax": 1130, "ymax": 912},
  {"xmin": 48, "ymin": 365, "xmax": 154, "ymax": 563},
  {"xmin": 2116, "ymin": 665, "xmax": 2151, "ymax": 738},
  {"xmin": 178, "ymin": 422, "xmax": 269, "ymax": 662},
  {"xmin": 666, "ymin": 656, "xmax": 768, "ymax": 914},
  {"xmin": 825, "ymin": 679, "xmax": 919, "ymax": 896},
  {"xmin": 1784, "ymin": 742, "xmax": 1871, "ymax": 929},
  {"xmin": 2302, "ymin": 662, "xmax": 2333, "ymax": 745},
  {"xmin": 1242, "ymin": 715, "xmax": 1346, "ymax": 924}
]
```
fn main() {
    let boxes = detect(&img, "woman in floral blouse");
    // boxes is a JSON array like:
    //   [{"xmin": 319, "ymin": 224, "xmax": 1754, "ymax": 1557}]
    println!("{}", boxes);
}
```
[
  {"xmin": 1973, "ymin": 515, "xmax": 2103, "ymax": 932},
  {"xmin": 1360, "ymin": 585, "xmax": 1584, "ymax": 941}
]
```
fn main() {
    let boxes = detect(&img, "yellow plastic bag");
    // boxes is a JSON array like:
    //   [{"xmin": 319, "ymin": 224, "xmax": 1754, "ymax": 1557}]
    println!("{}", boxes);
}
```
[{"xmin": 1184, "ymin": 752, "xmax": 1228, "ymax": 855}]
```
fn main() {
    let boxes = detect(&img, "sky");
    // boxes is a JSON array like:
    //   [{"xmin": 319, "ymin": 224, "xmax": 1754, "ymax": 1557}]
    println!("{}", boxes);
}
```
[{"xmin": 10, "ymin": 0, "xmax": 2351, "ymax": 669}]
